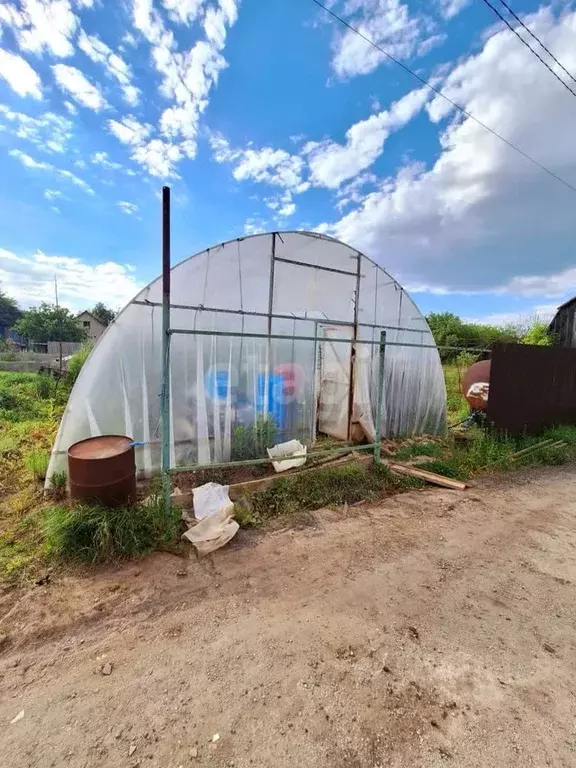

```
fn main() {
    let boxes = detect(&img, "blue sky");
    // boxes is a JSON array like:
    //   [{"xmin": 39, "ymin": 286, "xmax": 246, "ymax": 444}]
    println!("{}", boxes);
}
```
[{"xmin": 1, "ymin": 0, "xmax": 576, "ymax": 326}]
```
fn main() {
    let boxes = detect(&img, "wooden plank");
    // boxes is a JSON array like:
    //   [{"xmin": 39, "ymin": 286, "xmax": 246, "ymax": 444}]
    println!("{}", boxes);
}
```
[
  {"xmin": 386, "ymin": 461, "xmax": 467, "ymax": 491},
  {"xmin": 509, "ymin": 439, "xmax": 555, "ymax": 459}
]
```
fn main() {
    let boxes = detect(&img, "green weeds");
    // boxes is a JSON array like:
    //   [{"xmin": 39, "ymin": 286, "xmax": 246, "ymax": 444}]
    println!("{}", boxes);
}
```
[{"xmin": 44, "ymin": 491, "xmax": 181, "ymax": 564}]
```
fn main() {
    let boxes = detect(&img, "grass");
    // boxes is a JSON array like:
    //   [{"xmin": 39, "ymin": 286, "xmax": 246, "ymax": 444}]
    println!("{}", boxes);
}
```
[
  {"xmin": 443, "ymin": 363, "xmax": 470, "ymax": 425},
  {"xmin": 44, "ymin": 489, "xmax": 181, "ymax": 564},
  {"xmin": 393, "ymin": 441, "xmax": 443, "ymax": 461},
  {"xmin": 0, "ymin": 371, "xmax": 67, "ymax": 582},
  {"xmin": 241, "ymin": 461, "xmax": 418, "ymax": 525},
  {"xmin": 26, "ymin": 450, "xmax": 50, "ymax": 481}
]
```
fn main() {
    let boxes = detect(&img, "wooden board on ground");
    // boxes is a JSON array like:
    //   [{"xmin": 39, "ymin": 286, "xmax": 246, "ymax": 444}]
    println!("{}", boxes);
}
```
[{"xmin": 385, "ymin": 461, "xmax": 467, "ymax": 491}]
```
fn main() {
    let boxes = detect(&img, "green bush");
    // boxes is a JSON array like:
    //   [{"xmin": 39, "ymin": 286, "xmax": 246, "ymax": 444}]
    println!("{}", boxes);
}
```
[
  {"xmin": 36, "ymin": 374, "xmax": 52, "ymax": 400},
  {"xmin": 67, "ymin": 344, "xmax": 93, "ymax": 386},
  {"xmin": 44, "ymin": 492, "xmax": 181, "ymax": 563}
]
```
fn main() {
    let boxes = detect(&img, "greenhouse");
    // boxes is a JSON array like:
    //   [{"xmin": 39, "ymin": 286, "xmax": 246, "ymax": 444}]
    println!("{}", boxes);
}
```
[{"xmin": 46, "ymin": 230, "xmax": 446, "ymax": 484}]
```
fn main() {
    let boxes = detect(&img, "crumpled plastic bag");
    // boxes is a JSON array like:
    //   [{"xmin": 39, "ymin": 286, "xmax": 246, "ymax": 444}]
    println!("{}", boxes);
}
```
[
  {"xmin": 267, "ymin": 439, "xmax": 307, "ymax": 473},
  {"xmin": 182, "ymin": 482, "xmax": 238, "ymax": 555},
  {"xmin": 192, "ymin": 482, "xmax": 232, "ymax": 520}
]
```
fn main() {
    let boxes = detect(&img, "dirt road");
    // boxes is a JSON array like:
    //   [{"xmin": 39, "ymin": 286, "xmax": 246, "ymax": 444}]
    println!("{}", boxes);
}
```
[{"xmin": 1, "ymin": 465, "xmax": 576, "ymax": 767}]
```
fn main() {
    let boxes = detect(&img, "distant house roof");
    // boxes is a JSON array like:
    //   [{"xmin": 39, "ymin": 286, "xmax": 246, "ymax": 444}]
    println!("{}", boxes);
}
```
[{"xmin": 77, "ymin": 310, "xmax": 106, "ymax": 328}]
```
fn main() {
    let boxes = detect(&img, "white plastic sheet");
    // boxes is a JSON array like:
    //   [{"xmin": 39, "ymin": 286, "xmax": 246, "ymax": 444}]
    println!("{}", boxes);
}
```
[
  {"xmin": 267, "ymin": 439, "xmax": 308, "ymax": 473},
  {"xmin": 46, "ymin": 232, "xmax": 446, "ymax": 485},
  {"xmin": 182, "ymin": 482, "xmax": 238, "ymax": 555}
]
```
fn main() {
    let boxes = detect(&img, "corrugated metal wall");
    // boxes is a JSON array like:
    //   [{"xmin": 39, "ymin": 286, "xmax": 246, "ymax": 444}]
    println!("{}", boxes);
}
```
[
  {"xmin": 549, "ymin": 301, "xmax": 576, "ymax": 348},
  {"xmin": 487, "ymin": 343, "xmax": 576, "ymax": 435}
]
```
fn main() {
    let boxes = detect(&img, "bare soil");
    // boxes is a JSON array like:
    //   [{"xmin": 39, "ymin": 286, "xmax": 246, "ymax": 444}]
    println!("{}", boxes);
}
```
[{"xmin": 1, "ymin": 465, "xmax": 576, "ymax": 767}]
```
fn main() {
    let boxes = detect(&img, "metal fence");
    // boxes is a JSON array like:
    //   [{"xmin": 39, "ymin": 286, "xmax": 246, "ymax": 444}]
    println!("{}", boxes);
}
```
[{"xmin": 487, "ymin": 343, "xmax": 576, "ymax": 435}]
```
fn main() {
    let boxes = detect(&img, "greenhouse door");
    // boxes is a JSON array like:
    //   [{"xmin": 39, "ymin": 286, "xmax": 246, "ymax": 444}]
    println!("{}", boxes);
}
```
[{"xmin": 316, "ymin": 324, "xmax": 353, "ymax": 441}]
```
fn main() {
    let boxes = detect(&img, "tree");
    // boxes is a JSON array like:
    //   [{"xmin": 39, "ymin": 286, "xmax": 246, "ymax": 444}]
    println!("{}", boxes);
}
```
[
  {"xmin": 426, "ymin": 312, "xmax": 521, "ymax": 360},
  {"xmin": 521, "ymin": 321, "xmax": 554, "ymax": 346},
  {"xmin": 0, "ymin": 287, "xmax": 21, "ymax": 332},
  {"xmin": 91, "ymin": 302, "xmax": 116, "ymax": 327},
  {"xmin": 14, "ymin": 303, "xmax": 86, "ymax": 343}
]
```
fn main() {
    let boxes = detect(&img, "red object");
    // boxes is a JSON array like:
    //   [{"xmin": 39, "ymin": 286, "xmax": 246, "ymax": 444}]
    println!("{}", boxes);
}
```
[
  {"xmin": 274, "ymin": 363, "xmax": 304, "ymax": 397},
  {"xmin": 68, "ymin": 435, "xmax": 136, "ymax": 507},
  {"xmin": 461, "ymin": 360, "xmax": 491, "ymax": 411}
]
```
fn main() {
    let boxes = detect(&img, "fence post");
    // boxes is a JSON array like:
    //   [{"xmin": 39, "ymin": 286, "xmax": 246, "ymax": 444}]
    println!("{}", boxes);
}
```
[
  {"xmin": 374, "ymin": 330, "xmax": 386, "ymax": 464},
  {"xmin": 161, "ymin": 186, "xmax": 171, "ymax": 511}
]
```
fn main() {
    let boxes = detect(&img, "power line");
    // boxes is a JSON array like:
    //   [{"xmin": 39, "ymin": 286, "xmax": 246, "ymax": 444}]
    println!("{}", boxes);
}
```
[
  {"xmin": 496, "ymin": 0, "xmax": 576, "ymax": 88},
  {"xmin": 479, "ymin": 0, "xmax": 576, "ymax": 98},
  {"xmin": 310, "ymin": 0, "xmax": 576, "ymax": 195}
]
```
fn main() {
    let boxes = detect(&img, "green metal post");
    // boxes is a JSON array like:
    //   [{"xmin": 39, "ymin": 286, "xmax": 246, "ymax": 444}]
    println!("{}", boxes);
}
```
[
  {"xmin": 161, "ymin": 186, "xmax": 171, "ymax": 510},
  {"xmin": 374, "ymin": 330, "xmax": 386, "ymax": 464}
]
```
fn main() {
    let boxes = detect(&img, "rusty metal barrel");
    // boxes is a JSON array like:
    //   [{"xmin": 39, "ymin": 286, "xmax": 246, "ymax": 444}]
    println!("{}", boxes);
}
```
[
  {"xmin": 68, "ymin": 435, "xmax": 136, "ymax": 507},
  {"xmin": 461, "ymin": 360, "xmax": 491, "ymax": 412}
]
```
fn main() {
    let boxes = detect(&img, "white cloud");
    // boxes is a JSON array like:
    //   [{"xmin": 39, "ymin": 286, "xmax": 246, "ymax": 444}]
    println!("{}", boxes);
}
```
[
  {"xmin": 330, "ymin": 0, "xmax": 425, "ymax": 79},
  {"xmin": 117, "ymin": 200, "xmax": 139, "ymax": 215},
  {"xmin": 78, "ymin": 30, "xmax": 140, "ymax": 105},
  {"xmin": 9, "ymin": 148, "xmax": 95, "ymax": 194},
  {"xmin": 108, "ymin": 116, "xmax": 152, "ymax": 145},
  {"xmin": 52, "ymin": 64, "xmax": 108, "ymax": 110},
  {"xmin": 439, "ymin": 0, "xmax": 470, "ymax": 20},
  {"xmin": 3, "ymin": 0, "xmax": 79, "ymax": 58},
  {"xmin": 63, "ymin": 100, "xmax": 77, "ymax": 114},
  {"xmin": 321, "ymin": 8, "xmax": 576, "ymax": 294},
  {"xmin": 211, "ymin": 134, "xmax": 309, "ymax": 194},
  {"xmin": 0, "ymin": 105, "xmax": 72, "ymax": 152},
  {"xmin": 335, "ymin": 171, "xmax": 377, "ymax": 210},
  {"xmin": 131, "ymin": 139, "xmax": 182, "ymax": 177},
  {"xmin": 243, "ymin": 218, "xmax": 266, "ymax": 236},
  {"xmin": 304, "ymin": 86, "xmax": 429, "ymax": 188},
  {"xmin": 91, "ymin": 151, "xmax": 136, "ymax": 175},
  {"xmin": 44, "ymin": 188, "xmax": 63, "ymax": 201},
  {"xmin": 161, "ymin": 0, "xmax": 204, "ymax": 25},
  {"xmin": 130, "ymin": 0, "xmax": 239, "ymax": 166},
  {"xmin": 417, "ymin": 32, "xmax": 446, "ymax": 56},
  {"xmin": 9, "ymin": 148, "xmax": 49, "ymax": 170},
  {"xmin": 0, "ymin": 49, "xmax": 42, "ymax": 99},
  {"xmin": 501, "ymin": 268, "xmax": 576, "ymax": 299},
  {"xmin": 0, "ymin": 247, "xmax": 142, "ymax": 310}
]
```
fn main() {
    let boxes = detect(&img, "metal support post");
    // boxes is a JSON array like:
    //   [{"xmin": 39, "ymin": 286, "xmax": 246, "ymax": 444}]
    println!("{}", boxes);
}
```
[
  {"xmin": 161, "ymin": 186, "xmax": 171, "ymax": 510},
  {"xmin": 374, "ymin": 330, "xmax": 386, "ymax": 464}
]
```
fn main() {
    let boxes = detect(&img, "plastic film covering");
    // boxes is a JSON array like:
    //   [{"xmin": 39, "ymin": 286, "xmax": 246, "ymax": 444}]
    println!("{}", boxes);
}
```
[{"xmin": 46, "ymin": 232, "xmax": 446, "ymax": 483}]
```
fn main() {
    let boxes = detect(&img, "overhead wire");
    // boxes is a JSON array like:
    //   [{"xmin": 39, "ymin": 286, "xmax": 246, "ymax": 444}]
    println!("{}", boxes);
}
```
[
  {"xmin": 495, "ymin": 0, "xmax": 576, "ymax": 88},
  {"xmin": 479, "ymin": 0, "xmax": 576, "ymax": 98},
  {"xmin": 309, "ymin": 0, "xmax": 576, "ymax": 195}
]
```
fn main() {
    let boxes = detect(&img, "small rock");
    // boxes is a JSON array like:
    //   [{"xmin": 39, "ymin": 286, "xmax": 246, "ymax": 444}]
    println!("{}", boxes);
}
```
[
  {"xmin": 431, "ymin": 719, "xmax": 440, "ymax": 729},
  {"xmin": 176, "ymin": 570, "xmax": 187, "ymax": 578},
  {"xmin": 128, "ymin": 744, "xmax": 136, "ymax": 756},
  {"xmin": 190, "ymin": 747, "xmax": 198, "ymax": 758},
  {"xmin": 408, "ymin": 626, "xmax": 420, "ymax": 641},
  {"xmin": 10, "ymin": 710, "xmax": 24, "ymax": 724},
  {"xmin": 543, "ymin": 643, "xmax": 556, "ymax": 655},
  {"xmin": 0, "ymin": 634, "xmax": 8, "ymax": 648},
  {"xmin": 100, "ymin": 662, "xmax": 113, "ymax": 676},
  {"xmin": 383, "ymin": 665, "xmax": 391, "ymax": 674},
  {"xmin": 211, "ymin": 733, "xmax": 220, "ymax": 743}
]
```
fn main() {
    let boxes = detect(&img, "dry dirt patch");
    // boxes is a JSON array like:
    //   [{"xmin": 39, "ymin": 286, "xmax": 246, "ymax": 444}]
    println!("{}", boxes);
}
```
[{"xmin": 1, "ymin": 465, "xmax": 576, "ymax": 767}]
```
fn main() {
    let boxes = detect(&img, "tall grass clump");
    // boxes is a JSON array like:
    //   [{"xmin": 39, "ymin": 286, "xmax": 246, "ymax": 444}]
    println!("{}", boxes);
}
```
[
  {"xmin": 26, "ymin": 450, "xmax": 50, "ymax": 481},
  {"xmin": 44, "ymin": 491, "xmax": 181, "ymax": 563}
]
